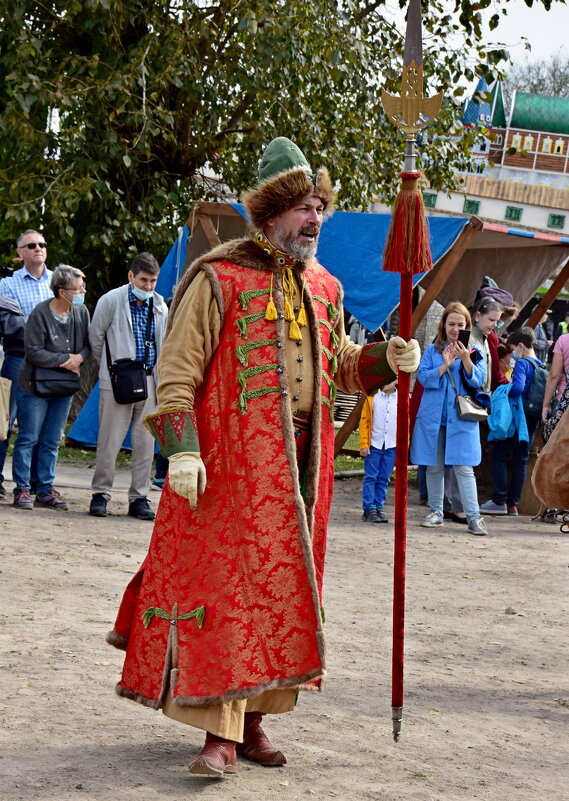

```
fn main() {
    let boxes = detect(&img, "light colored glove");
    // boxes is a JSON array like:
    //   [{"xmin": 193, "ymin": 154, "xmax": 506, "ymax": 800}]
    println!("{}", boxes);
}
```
[
  {"xmin": 167, "ymin": 452, "xmax": 207, "ymax": 509},
  {"xmin": 386, "ymin": 336, "xmax": 421, "ymax": 374}
]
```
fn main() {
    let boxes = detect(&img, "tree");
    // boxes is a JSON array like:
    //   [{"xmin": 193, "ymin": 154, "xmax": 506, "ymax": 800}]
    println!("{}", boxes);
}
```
[
  {"xmin": 503, "ymin": 49, "xmax": 569, "ymax": 111},
  {"xmin": 0, "ymin": 0, "xmax": 564, "ymax": 293}
]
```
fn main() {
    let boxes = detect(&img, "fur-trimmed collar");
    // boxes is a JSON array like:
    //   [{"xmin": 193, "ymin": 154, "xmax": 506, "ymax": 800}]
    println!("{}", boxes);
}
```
[{"xmin": 192, "ymin": 237, "xmax": 315, "ymax": 274}]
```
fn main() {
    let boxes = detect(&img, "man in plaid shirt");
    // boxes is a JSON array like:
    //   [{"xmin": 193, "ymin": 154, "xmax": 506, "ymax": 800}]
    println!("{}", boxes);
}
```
[
  {"xmin": 88, "ymin": 253, "xmax": 168, "ymax": 520},
  {"xmin": 0, "ymin": 230, "xmax": 53, "ymax": 498}
]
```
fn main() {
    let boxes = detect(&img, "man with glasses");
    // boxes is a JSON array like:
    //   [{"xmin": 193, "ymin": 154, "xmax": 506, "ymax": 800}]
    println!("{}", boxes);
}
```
[{"xmin": 0, "ymin": 230, "xmax": 53, "ymax": 498}]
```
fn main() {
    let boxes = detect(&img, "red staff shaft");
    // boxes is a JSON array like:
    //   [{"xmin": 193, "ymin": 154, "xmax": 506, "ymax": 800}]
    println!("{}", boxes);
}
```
[{"xmin": 391, "ymin": 272, "xmax": 413, "ymax": 741}]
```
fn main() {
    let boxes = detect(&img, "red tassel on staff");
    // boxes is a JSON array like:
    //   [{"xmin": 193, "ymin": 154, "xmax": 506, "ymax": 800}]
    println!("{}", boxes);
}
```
[{"xmin": 383, "ymin": 171, "xmax": 432, "ymax": 276}]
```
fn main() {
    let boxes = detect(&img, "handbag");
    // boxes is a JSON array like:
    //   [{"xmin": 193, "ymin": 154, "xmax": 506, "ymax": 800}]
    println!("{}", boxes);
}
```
[
  {"xmin": 542, "ymin": 371, "xmax": 569, "ymax": 443},
  {"xmin": 105, "ymin": 299, "xmax": 153, "ymax": 405},
  {"xmin": 32, "ymin": 365, "xmax": 81, "ymax": 399},
  {"xmin": 448, "ymin": 370, "xmax": 488, "ymax": 423}
]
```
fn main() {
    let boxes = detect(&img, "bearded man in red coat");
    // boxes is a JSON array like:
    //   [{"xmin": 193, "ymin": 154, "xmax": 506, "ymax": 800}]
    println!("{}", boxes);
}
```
[{"xmin": 106, "ymin": 137, "xmax": 420, "ymax": 777}]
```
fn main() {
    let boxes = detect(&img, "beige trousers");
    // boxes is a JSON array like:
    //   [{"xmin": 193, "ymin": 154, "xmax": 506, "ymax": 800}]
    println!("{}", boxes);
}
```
[
  {"xmin": 91, "ymin": 377, "xmax": 157, "ymax": 502},
  {"xmin": 162, "ymin": 688, "xmax": 298, "ymax": 742}
]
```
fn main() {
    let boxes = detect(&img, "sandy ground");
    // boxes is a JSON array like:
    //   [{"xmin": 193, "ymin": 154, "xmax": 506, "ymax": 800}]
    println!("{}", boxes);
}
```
[{"xmin": 0, "ymin": 461, "xmax": 567, "ymax": 801}]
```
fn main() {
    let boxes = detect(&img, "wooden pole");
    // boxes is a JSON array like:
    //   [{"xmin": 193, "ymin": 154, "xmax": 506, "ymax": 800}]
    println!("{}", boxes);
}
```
[
  {"xmin": 411, "ymin": 216, "xmax": 483, "ymax": 332},
  {"xmin": 526, "ymin": 258, "xmax": 569, "ymax": 328}
]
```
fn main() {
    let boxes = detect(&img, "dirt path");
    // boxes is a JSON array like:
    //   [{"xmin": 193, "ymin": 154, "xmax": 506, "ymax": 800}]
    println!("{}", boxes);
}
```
[{"xmin": 1, "ymin": 467, "xmax": 567, "ymax": 801}]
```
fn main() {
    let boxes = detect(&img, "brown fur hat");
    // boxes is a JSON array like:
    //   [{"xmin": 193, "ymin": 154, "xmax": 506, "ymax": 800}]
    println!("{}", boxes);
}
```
[{"xmin": 242, "ymin": 137, "xmax": 335, "ymax": 230}]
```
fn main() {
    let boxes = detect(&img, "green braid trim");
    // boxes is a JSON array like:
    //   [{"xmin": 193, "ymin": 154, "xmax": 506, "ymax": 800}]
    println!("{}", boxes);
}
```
[
  {"xmin": 319, "ymin": 318, "xmax": 340, "ymax": 347},
  {"xmin": 239, "ymin": 386, "xmax": 281, "ymax": 414},
  {"xmin": 321, "ymin": 606, "xmax": 326, "ymax": 623},
  {"xmin": 322, "ymin": 345, "xmax": 338, "ymax": 375},
  {"xmin": 238, "ymin": 363, "xmax": 279, "ymax": 391},
  {"xmin": 313, "ymin": 295, "xmax": 338, "ymax": 321},
  {"xmin": 236, "ymin": 312, "xmax": 266, "ymax": 339},
  {"xmin": 322, "ymin": 396, "xmax": 335, "ymax": 423},
  {"xmin": 236, "ymin": 339, "xmax": 278, "ymax": 366},
  {"xmin": 322, "ymin": 371, "xmax": 337, "ymax": 402},
  {"xmin": 238, "ymin": 288, "xmax": 270, "ymax": 310},
  {"xmin": 142, "ymin": 605, "xmax": 205, "ymax": 629}
]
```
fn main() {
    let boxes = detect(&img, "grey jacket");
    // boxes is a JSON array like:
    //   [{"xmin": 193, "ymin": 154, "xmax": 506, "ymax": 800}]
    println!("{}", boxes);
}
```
[
  {"xmin": 18, "ymin": 299, "xmax": 91, "ymax": 392},
  {"xmin": 89, "ymin": 284, "xmax": 168, "ymax": 390}
]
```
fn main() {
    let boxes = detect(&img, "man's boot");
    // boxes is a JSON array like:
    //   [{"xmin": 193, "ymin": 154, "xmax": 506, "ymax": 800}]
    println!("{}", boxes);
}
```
[
  {"xmin": 236, "ymin": 712, "xmax": 287, "ymax": 766},
  {"xmin": 188, "ymin": 732, "xmax": 237, "ymax": 777}
]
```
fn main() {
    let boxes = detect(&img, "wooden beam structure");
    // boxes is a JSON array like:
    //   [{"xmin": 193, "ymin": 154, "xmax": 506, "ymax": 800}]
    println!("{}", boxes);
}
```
[
  {"xmin": 411, "ymin": 216, "xmax": 483, "ymax": 333},
  {"xmin": 526, "ymin": 257, "xmax": 569, "ymax": 328},
  {"xmin": 334, "ymin": 393, "xmax": 366, "ymax": 457}
]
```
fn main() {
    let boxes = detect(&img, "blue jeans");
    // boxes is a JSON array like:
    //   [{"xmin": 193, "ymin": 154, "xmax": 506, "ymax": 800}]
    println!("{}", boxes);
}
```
[
  {"xmin": 362, "ymin": 446, "xmax": 396, "ymax": 510},
  {"xmin": 417, "ymin": 464, "xmax": 428, "ymax": 501},
  {"xmin": 426, "ymin": 428, "xmax": 481, "ymax": 522},
  {"xmin": 12, "ymin": 387, "xmax": 73, "ymax": 494},
  {"xmin": 490, "ymin": 414, "xmax": 540, "ymax": 506},
  {"xmin": 0, "ymin": 355, "xmax": 41, "ymax": 486}
]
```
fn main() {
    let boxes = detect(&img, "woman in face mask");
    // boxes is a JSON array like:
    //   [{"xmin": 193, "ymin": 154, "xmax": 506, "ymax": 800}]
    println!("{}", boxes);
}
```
[{"xmin": 11, "ymin": 265, "xmax": 90, "ymax": 511}]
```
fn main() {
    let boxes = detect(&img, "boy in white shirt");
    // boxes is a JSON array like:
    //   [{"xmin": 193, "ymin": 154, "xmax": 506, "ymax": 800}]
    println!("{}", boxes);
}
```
[{"xmin": 358, "ymin": 379, "xmax": 398, "ymax": 523}]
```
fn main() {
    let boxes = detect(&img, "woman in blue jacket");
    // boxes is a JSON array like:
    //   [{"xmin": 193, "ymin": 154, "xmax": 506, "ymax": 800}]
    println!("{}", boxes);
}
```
[{"xmin": 410, "ymin": 302, "xmax": 488, "ymax": 535}]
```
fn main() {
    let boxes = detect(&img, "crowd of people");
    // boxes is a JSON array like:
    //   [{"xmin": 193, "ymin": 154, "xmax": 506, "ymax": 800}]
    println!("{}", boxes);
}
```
[
  {"xmin": 357, "ymin": 283, "xmax": 569, "ymax": 534},
  {"xmin": 0, "ymin": 233, "xmax": 168, "ymax": 519}
]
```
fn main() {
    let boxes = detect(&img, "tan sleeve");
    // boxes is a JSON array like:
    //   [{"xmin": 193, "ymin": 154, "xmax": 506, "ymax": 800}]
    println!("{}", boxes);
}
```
[
  {"xmin": 334, "ymin": 315, "xmax": 363, "ymax": 394},
  {"xmin": 156, "ymin": 270, "xmax": 221, "ymax": 410}
]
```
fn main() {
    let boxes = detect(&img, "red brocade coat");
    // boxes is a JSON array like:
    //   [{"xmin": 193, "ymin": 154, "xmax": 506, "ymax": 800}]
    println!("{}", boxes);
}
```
[{"xmin": 107, "ymin": 239, "xmax": 394, "ymax": 709}]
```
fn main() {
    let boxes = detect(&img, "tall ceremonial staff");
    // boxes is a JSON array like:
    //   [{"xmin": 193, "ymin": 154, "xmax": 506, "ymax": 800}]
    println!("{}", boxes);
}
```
[{"xmin": 380, "ymin": 0, "xmax": 443, "ymax": 742}]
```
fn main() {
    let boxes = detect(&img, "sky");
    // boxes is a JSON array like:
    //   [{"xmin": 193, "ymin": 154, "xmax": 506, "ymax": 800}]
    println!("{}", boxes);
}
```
[
  {"xmin": 386, "ymin": 0, "xmax": 568, "ymax": 66},
  {"xmin": 482, "ymin": 0, "xmax": 568, "ymax": 64}
]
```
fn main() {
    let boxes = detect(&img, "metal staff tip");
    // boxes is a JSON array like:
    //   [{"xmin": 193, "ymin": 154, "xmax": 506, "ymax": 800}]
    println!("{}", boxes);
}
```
[{"xmin": 392, "ymin": 706, "xmax": 403, "ymax": 742}]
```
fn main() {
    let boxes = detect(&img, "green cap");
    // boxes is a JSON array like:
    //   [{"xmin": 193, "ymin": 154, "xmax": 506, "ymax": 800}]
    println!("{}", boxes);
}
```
[{"xmin": 258, "ymin": 137, "xmax": 314, "ymax": 183}]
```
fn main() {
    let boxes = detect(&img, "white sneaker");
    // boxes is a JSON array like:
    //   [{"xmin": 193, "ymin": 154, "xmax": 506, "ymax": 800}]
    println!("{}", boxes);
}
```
[
  {"xmin": 421, "ymin": 511, "xmax": 443, "ymax": 527},
  {"xmin": 468, "ymin": 517, "xmax": 488, "ymax": 535}
]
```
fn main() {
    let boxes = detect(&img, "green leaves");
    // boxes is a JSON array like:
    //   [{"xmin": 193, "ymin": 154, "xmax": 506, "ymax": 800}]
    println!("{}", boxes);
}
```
[{"xmin": 0, "ymin": 0, "xmax": 563, "ymax": 294}]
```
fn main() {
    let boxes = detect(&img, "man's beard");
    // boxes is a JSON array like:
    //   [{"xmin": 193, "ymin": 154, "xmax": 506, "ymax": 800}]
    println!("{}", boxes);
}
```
[{"xmin": 273, "ymin": 218, "xmax": 319, "ymax": 261}]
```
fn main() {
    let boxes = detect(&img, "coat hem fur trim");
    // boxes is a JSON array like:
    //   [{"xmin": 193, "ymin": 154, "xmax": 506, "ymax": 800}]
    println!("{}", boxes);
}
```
[
  {"xmin": 106, "ymin": 630, "xmax": 128, "ymax": 650},
  {"xmin": 115, "ymin": 667, "xmax": 324, "ymax": 710}
]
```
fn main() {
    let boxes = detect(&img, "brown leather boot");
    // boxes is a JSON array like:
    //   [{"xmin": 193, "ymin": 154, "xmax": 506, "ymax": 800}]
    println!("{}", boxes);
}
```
[
  {"xmin": 188, "ymin": 732, "xmax": 237, "ymax": 777},
  {"xmin": 236, "ymin": 712, "xmax": 287, "ymax": 766}
]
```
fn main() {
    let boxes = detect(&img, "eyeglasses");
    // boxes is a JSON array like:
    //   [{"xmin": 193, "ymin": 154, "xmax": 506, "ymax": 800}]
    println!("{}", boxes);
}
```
[
  {"xmin": 65, "ymin": 285, "xmax": 86, "ymax": 293},
  {"xmin": 21, "ymin": 242, "xmax": 47, "ymax": 250}
]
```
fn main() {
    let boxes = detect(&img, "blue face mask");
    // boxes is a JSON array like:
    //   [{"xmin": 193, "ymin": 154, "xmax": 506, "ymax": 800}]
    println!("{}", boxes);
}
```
[
  {"xmin": 63, "ymin": 289, "xmax": 85, "ymax": 306},
  {"xmin": 512, "ymin": 351, "xmax": 520, "ymax": 361},
  {"xmin": 132, "ymin": 285, "xmax": 153, "ymax": 302}
]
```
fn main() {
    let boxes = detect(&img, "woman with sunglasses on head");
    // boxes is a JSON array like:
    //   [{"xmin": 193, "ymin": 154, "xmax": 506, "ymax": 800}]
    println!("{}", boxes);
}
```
[
  {"xmin": 11, "ymin": 265, "xmax": 90, "ymax": 510},
  {"xmin": 410, "ymin": 302, "xmax": 488, "ymax": 536}
]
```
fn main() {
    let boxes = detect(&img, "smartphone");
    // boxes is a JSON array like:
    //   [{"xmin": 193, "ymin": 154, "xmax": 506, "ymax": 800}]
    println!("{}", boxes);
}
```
[{"xmin": 457, "ymin": 329, "xmax": 471, "ymax": 348}]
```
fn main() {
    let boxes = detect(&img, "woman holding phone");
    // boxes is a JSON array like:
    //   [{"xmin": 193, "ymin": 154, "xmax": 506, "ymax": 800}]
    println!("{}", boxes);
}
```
[{"xmin": 410, "ymin": 302, "xmax": 488, "ymax": 535}]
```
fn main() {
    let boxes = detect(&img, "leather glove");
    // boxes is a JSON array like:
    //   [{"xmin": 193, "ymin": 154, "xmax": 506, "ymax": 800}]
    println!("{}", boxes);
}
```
[
  {"xmin": 386, "ymin": 336, "xmax": 421, "ymax": 374},
  {"xmin": 167, "ymin": 452, "xmax": 207, "ymax": 509}
]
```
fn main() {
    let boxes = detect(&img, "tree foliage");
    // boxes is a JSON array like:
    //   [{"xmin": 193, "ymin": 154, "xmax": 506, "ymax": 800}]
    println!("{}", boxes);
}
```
[{"xmin": 0, "ymin": 0, "xmax": 564, "ymax": 293}]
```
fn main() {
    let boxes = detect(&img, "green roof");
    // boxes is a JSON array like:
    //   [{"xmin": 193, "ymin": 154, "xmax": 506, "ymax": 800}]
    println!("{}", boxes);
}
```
[
  {"xmin": 491, "ymin": 82, "xmax": 507, "ymax": 128},
  {"xmin": 511, "ymin": 92, "xmax": 569, "ymax": 135}
]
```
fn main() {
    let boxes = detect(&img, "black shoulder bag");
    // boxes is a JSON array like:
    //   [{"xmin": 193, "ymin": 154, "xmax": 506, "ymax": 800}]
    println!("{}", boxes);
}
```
[
  {"xmin": 32, "ymin": 312, "xmax": 82, "ymax": 399},
  {"xmin": 105, "ymin": 299, "xmax": 153, "ymax": 405}
]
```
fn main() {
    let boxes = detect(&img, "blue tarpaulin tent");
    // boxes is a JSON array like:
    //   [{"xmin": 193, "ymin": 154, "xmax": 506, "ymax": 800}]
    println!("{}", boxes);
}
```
[{"xmin": 67, "ymin": 212, "xmax": 468, "ymax": 447}]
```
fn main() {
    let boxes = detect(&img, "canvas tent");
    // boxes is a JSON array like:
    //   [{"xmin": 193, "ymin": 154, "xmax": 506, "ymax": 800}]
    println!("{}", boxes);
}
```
[{"xmin": 67, "ymin": 203, "xmax": 569, "ymax": 447}]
